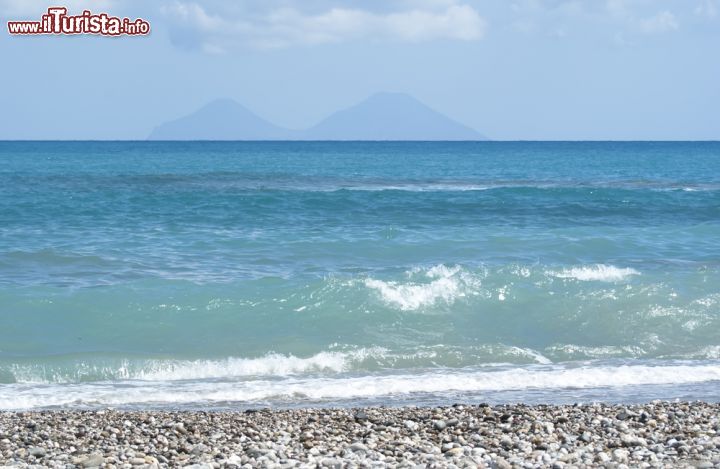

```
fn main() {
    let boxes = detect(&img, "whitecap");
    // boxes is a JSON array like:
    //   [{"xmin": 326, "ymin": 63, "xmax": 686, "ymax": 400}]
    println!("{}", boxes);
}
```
[
  {"xmin": 3, "ymin": 361, "xmax": 720, "ymax": 410},
  {"xmin": 364, "ymin": 265, "xmax": 481, "ymax": 311},
  {"xmin": 4, "ymin": 352, "xmax": 352, "ymax": 384},
  {"xmin": 552, "ymin": 264, "xmax": 639, "ymax": 282}
]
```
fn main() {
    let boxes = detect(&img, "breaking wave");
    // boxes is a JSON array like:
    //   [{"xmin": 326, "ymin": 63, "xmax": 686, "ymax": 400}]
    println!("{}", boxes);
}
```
[
  {"xmin": 0, "ymin": 345, "xmax": 557, "ymax": 385},
  {"xmin": 2, "ymin": 361, "xmax": 720, "ymax": 410},
  {"xmin": 363, "ymin": 265, "xmax": 483, "ymax": 311},
  {"xmin": 552, "ymin": 264, "xmax": 640, "ymax": 282}
]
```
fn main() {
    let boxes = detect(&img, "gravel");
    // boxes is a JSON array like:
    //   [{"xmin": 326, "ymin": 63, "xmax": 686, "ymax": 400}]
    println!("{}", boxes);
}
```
[{"xmin": 1, "ymin": 401, "xmax": 719, "ymax": 468}]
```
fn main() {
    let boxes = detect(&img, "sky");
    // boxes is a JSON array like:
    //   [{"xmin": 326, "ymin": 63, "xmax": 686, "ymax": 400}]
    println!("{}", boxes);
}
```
[{"xmin": 0, "ymin": 0, "xmax": 718, "ymax": 140}]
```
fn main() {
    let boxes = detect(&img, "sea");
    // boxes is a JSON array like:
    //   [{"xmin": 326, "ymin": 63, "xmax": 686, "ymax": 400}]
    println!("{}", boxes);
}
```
[{"xmin": 1, "ymin": 141, "xmax": 719, "ymax": 410}]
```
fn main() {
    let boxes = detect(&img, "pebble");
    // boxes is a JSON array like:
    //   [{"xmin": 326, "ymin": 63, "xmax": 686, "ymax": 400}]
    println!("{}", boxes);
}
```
[
  {"xmin": 27, "ymin": 447, "xmax": 45, "ymax": 457},
  {"xmin": 349, "ymin": 442, "xmax": 368, "ymax": 453},
  {"xmin": 404, "ymin": 419, "xmax": 419, "ymax": 431},
  {"xmin": 76, "ymin": 453, "xmax": 105, "ymax": 468},
  {"xmin": 0, "ymin": 402, "xmax": 717, "ymax": 468}
]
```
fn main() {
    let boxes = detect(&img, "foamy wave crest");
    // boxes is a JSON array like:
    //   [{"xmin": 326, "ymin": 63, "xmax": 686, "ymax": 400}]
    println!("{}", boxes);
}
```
[
  {"xmin": 506, "ymin": 347, "xmax": 552, "ymax": 365},
  {"xmin": 552, "ymin": 264, "xmax": 640, "ymax": 282},
  {"xmin": 364, "ymin": 265, "xmax": 482, "ymax": 311},
  {"xmin": 546, "ymin": 344, "xmax": 648, "ymax": 360},
  {"xmin": 136, "ymin": 352, "xmax": 348, "ymax": 381},
  {"xmin": 675, "ymin": 346, "xmax": 720, "ymax": 360},
  {"xmin": 3, "ymin": 362, "xmax": 720, "ymax": 410},
  {"xmin": 0, "ymin": 346, "xmax": 557, "ymax": 384},
  {"xmin": 2, "ymin": 352, "xmax": 351, "ymax": 384}
]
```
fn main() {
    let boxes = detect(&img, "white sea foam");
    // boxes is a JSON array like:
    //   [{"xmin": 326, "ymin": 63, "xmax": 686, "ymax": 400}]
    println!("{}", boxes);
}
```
[
  {"xmin": 552, "ymin": 264, "xmax": 640, "ymax": 282},
  {"xmin": 2, "ymin": 362, "xmax": 720, "ymax": 410},
  {"xmin": 691, "ymin": 346, "xmax": 720, "ymax": 360},
  {"xmin": 506, "ymin": 347, "xmax": 552, "ymax": 364},
  {"xmin": 547, "ymin": 344, "xmax": 648, "ymax": 359},
  {"xmin": 5, "ymin": 352, "xmax": 352, "ymax": 384},
  {"xmin": 364, "ymin": 265, "xmax": 481, "ymax": 311},
  {"xmin": 1, "ymin": 345, "xmax": 556, "ymax": 385},
  {"xmin": 136, "ymin": 352, "xmax": 349, "ymax": 380}
]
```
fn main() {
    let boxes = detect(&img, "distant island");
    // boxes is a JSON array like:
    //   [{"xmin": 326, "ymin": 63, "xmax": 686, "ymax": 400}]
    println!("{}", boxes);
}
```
[{"xmin": 148, "ymin": 92, "xmax": 486, "ymax": 141}]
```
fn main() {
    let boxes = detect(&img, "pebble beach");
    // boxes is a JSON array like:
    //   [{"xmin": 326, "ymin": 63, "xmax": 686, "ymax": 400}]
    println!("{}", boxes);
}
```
[{"xmin": 1, "ymin": 401, "xmax": 719, "ymax": 468}]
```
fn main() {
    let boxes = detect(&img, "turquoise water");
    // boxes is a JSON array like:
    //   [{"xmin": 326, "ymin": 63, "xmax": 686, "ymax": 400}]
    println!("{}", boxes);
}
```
[{"xmin": 1, "ymin": 141, "xmax": 719, "ymax": 409}]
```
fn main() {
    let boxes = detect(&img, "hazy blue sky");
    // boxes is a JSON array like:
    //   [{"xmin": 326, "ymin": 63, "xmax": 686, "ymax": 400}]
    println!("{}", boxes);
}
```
[{"xmin": 1, "ymin": 0, "xmax": 718, "ymax": 140}]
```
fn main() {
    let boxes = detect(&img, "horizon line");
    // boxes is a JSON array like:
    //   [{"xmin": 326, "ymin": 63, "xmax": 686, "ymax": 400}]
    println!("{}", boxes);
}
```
[{"xmin": 1, "ymin": 139, "xmax": 719, "ymax": 143}]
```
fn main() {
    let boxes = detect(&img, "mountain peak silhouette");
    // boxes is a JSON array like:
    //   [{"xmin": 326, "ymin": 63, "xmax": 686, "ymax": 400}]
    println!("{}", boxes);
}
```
[
  {"xmin": 148, "ymin": 99, "xmax": 288, "ymax": 140},
  {"xmin": 148, "ymin": 93, "xmax": 485, "ymax": 141}
]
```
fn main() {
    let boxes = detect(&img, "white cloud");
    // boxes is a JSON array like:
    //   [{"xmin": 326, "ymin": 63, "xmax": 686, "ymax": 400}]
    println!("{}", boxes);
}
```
[
  {"xmin": 639, "ymin": 10, "xmax": 679, "ymax": 34},
  {"xmin": 695, "ymin": 0, "xmax": 718, "ymax": 18},
  {"xmin": 0, "ymin": 0, "xmax": 114, "ymax": 18},
  {"xmin": 508, "ymin": 0, "xmax": 575, "ymax": 37},
  {"xmin": 507, "ymin": 1, "xmax": 692, "ymax": 43},
  {"xmin": 605, "ymin": 0, "xmax": 631, "ymax": 19},
  {"xmin": 163, "ymin": 1, "xmax": 486, "ymax": 51}
]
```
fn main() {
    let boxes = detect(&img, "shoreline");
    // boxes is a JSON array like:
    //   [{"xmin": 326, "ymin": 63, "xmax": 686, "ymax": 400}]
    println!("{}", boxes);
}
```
[{"xmin": 1, "ymin": 401, "xmax": 719, "ymax": 468}]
